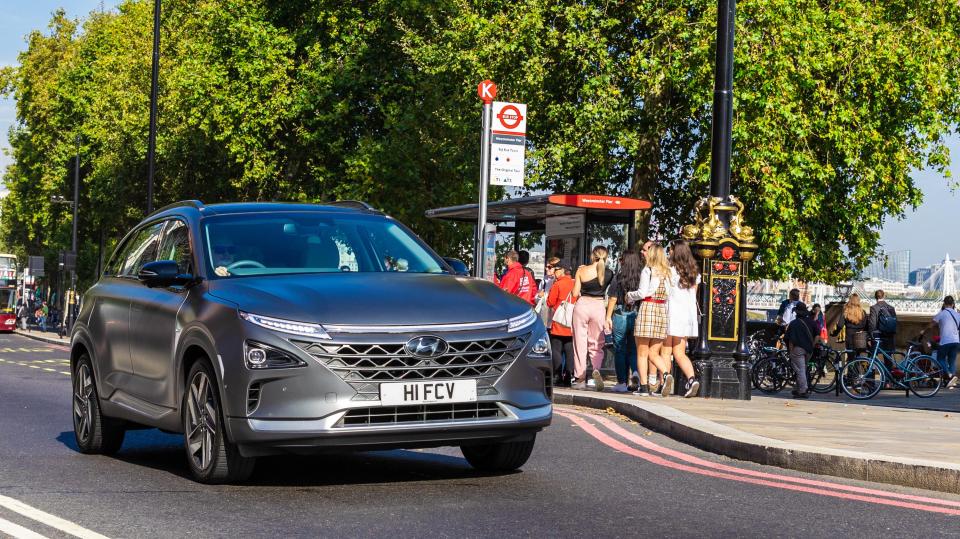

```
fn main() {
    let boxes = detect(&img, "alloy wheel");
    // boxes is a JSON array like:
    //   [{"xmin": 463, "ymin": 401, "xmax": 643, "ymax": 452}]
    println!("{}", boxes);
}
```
[
  {"xmin": 73, "ymin": 363, "xmax": 94, "ymax": 443},
  {"xmin": 186, "ymin": 370, "xmax": 218, "ymax": 471}
]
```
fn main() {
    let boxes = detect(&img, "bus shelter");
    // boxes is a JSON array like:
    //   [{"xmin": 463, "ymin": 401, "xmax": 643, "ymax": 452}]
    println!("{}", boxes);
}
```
[{"xmin": 426, "ymin": 194, "xmax": 652, "ymax": 278}]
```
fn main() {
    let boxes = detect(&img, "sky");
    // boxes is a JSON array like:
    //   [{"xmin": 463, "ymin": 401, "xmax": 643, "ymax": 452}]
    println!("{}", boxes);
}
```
[{"xmin": 1, "ymin": 0, "xmax": 957, "ymax": 269}]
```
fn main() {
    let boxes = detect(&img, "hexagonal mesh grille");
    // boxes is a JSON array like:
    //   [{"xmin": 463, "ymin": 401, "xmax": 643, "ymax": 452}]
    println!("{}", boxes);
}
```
[{"xmin": 293, "ymin": 334, "xmax": 529, "ymax": 401}]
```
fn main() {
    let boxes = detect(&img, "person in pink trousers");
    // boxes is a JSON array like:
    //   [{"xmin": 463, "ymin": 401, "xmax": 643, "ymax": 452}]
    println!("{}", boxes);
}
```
[{"xmin": 571, "ymin": 246, "xmax": 614, "ymax": 391}]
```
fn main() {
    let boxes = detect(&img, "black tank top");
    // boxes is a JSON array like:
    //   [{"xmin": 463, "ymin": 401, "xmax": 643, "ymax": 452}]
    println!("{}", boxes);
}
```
[{"xmin": 580, "ymin": 268, "xmax": 614, "ymax": 297}]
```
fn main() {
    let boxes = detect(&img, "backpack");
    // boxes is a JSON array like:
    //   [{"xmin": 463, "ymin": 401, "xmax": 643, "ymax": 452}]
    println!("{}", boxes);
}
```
[{"xmin": 877, "ymin": 305, "xmax": 897, "ymax": 334}]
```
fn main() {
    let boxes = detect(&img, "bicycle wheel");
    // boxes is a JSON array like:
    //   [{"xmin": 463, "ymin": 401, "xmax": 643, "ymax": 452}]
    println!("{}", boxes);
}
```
[
  {"xmin": 752, "ymin": 356, "xmax": 785, "ymax": 394},
  {"xmin": 840, "ymin": 358, "xmax": 883, "ymax": 400},
  {"xmin": 809, "ymin": 356, "xmax": 838, "ymax": 394},
  {"xmin": 906, "ymin": 355, "xmax": 942, "ymax": 398}
]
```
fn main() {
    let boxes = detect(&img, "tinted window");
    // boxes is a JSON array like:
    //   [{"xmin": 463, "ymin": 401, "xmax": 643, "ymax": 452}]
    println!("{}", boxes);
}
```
[
  {"xmin": 119, "ymin": 221, "xmax": 165, "ymax": 277},
  {"xmin": 202, "ymin": 213, "xmax": 444, "ymax": 278},
  {"xmin": 158, "ymin": 220, "xmax": 193, "ymax": 274}
]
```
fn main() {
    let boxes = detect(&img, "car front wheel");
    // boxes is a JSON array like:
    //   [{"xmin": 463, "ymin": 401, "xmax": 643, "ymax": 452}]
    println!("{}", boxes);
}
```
[
  {"xmin": 182, "ymin": 360, "xmax": 255, "ymax": 484},
  {"xmin": 461, "ymin": 437, "xmax": 537, "ymax": 472}
]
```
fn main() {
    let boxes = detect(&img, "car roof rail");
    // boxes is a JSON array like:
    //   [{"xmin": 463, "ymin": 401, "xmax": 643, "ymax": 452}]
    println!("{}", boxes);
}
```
[
  {"xmin": 148, "ymin": 200, "xmax": 205, "ymax": 217},
  {"xmin": 326, "ymin": 200, "xmax": 378, "ymax": 211}
]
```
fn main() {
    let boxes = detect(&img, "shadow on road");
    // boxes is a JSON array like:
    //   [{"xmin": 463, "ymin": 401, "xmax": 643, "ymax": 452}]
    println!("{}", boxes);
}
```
[
  {"xmin": 57, "ymin": 428, "xmax": 506, "ymax": 486},
  {"xmin": 752, "ymin": 387, "xmax": 960, "ymax": 412}
]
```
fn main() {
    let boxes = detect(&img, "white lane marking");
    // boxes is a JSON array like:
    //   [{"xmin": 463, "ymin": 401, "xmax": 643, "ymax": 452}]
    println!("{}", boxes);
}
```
[
  {"xmin": 0, "ymin": 516, "xmax": 50, "ymax": 539},
  {"xmin": 59, "ymin": 372, "xmax": 71, "ymax": 376},
  {"xmin": 0, "ymin": 495, "xmax": 111, "ymax": 539}
]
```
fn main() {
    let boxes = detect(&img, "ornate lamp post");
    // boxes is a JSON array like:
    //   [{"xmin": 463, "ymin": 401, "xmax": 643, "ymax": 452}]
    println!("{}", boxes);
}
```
[{"xmin": 682, "ymin": 0, "xmax": 758, "ymax": 399}]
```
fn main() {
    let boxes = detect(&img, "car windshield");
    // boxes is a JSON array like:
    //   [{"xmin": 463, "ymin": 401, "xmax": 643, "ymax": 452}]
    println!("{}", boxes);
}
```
[{"xmin": 202, "ymin": 212, "xmax": 445, "ymax": 277}]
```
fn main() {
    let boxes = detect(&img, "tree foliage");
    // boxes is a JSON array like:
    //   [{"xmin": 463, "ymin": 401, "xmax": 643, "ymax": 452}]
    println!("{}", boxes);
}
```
[{"xmin": 2, "ymin": 0, "xmax": 959, "ymax": 288}]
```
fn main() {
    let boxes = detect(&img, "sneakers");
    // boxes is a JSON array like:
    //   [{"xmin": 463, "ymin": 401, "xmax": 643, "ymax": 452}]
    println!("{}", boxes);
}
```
[
  {"xmin": 572, "ymin": 380, "xmax": 587, "ymax": 390},
  {"xmin": 586, "ymin": 378, "xmax": 596, "ymax": 389},
  {"xmin": 592, "ymin": 370, "xmax": 605, "ymax": 392},
  {"xmin": 612, "ymin": 383, "xmax": 629, "ymax": 393},
  {"xmin": 661, "ymin": 374, "xmax": 674, "ymax": 397},
  {"xmin": 628, "ymin": 372, "xmax": 640, "ymax": 392},
  {"xmin": 947, "ymin": 375, "xmax": 959, "ymax": 389},
  {"xmin": 683, "ymin": 379, "xmax": 700, "ymax": 398},
  {"xmin": 791, "ymin": 389, "xmax": 809, "ymax": 399},
  {"xmin": 633, "ymin": 385, "xmax": 651, "ymax": 396}
]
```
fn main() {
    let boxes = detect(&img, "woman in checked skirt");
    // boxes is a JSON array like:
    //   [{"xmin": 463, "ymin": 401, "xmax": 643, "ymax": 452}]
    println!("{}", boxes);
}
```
[{"xmin": 626, "ymin": 243, "xmax": 672, "ymax": 396}]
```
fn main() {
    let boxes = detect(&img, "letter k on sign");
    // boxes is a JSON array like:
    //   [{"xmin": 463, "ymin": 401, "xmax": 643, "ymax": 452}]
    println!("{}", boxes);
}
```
[{"xmin": 477, "ymin": 80, "xmax": 497, "ymax": 104}]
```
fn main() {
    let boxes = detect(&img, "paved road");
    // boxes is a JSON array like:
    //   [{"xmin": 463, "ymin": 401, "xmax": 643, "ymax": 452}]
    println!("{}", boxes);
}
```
[{"xmin": 0, "ymin": 333, "xmax": 958, "ymax": 538}]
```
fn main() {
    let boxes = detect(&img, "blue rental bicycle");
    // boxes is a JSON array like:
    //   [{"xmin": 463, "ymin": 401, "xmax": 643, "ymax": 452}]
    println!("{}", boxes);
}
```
[{"xmin": 840, "ymin": 332, "xmax": 943, "ymax": 399}]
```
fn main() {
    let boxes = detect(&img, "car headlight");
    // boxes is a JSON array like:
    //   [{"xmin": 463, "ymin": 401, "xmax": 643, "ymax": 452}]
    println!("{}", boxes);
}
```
[
  {"xmin": 507, "ymin": 310, "xmax": 537, "ymax": 333},
  {"xmin": 244, "ymin": 340, "xmax": 307, "ymax": 369},
  {"xmin": 239, "ymin": 311, "xmax": 331, "ymax": 339},
  {"xmin": 529, "ymin": 333, "xmax": 551, "ymax": 359}
]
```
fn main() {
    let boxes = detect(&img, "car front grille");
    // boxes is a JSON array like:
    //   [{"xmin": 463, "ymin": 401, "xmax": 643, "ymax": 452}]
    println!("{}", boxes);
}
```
[
  {"xmin": 337, "ymin": 402, "xmax": 505, "ymax": 427},
  {"xmin": 292, "ymin": 334, "xmax": 529, "ymax": 401}
]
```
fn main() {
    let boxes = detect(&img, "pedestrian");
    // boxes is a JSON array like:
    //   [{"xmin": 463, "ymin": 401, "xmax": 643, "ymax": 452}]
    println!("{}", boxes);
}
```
[
  {"xmin": 811, "ymin": 304, "xmax": 825, "ymax": 337},
  {"xmin": 660, "ymin": 239, "xmax": 701, "ymax": 398},
  {"xmin": 38, "ymin": 302, "xmax": 49, "ymax": 332},
  {"xmin": 542, "ymin": 256, "xmax": 561, "ymax": 296},
  {"xmin": 546, "ymin": 264, "xmax": 576, "ymax": 387},
  {"xmin": 604, "ymin": 250, "xmax": 643, "ymax": 393},
  {"xmin": 868, "ymin": 290, "xmax": 898, "ymax": 352},
  {"xmin": 776, "ymin": 288, "xmax": 801, "ymax": 328},
  {"xmin": 921, "ymin": 295, "xmax": 959, "ymax": 389},
  {"xmin": 785, "ymin": 302, "xmax": 819, "ymax": 398},
  {"xmin": 627, "ymin": 243, "xmax": 672, "ymax": 396},
  {"xmin": 831, "ymin": 293, "xmax": 868, "ymax": 362},
  {"xmin": 571, "ymin": 246, "xmax": 613, "ymax": 391},
  {"xmin": 498, "ymin": 250, "xmax": 538, "ymax": 305}
]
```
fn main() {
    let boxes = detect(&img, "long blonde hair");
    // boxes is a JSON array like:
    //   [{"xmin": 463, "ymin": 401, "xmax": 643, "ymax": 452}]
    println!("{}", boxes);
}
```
[
  {"xmin": 844, "ymin": 293, "xmax": 865, "ymax": 324},
  {"xmin": 645, "ymin": 244, "xmax": 671, "ymax": 279},
  {"xmin": 591, "ymin": 246, "xmax": 609, "ymax": 286}
]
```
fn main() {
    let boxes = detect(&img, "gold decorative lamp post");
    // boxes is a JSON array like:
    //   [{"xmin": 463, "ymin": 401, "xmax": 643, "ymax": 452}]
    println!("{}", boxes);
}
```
[{"xmin": 682, "ymin": 0, "xmax": 758, "ymax": 399}]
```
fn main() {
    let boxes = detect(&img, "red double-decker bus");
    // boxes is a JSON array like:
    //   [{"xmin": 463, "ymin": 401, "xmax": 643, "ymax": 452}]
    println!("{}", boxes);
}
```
[{"xmin": 0, "ymin": 254, "xmax": 17, "ymax": 331}]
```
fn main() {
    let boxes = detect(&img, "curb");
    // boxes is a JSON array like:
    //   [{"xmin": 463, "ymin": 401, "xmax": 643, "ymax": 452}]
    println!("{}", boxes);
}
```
[
  {"xmin": 14, "ymin": 330, "xmax": 70, "ymax": 348},
  {"xmin": 555, "ymin": 389, "xmax": 960, "ymax": 495}
]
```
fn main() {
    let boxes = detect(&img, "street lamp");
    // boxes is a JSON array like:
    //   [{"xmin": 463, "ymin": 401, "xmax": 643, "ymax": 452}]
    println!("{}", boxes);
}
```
[
  {"xmin": 680, "ymin": 0, "xmax": 758, "ymax": 399},
  {"xmin": 146, "ymin": 0, "xmax": 161, "ymax": 214}
]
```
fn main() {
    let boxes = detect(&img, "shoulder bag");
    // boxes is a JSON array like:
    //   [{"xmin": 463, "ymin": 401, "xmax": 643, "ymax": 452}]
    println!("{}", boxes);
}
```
[{"xmin": 552, "ymin": 291, "xmax": 575, "ymax": 328}]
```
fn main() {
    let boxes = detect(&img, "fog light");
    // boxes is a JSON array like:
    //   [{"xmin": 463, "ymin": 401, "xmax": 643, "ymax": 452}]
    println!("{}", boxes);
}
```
[
  {"xmin": 530, "ymin": 333, "xmax": 551, "ymax": 358},
  {"xmin": 243, "ymin": 340, "xmax": 307, "ymax": 369},
  {"xmin": 246, "ymin": 347, "xmax": 267, "ymax": 366}
]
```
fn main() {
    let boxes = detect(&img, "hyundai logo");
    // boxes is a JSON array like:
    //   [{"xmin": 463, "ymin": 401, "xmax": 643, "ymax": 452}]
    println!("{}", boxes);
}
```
[{"xmin": 405, "ymin": 336, "xmax": 449, "ymax": 359}]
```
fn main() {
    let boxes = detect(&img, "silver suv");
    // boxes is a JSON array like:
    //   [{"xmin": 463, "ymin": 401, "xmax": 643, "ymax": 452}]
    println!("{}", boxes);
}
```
[{"xmin": 70, "ymin": 201, "xmax": 552, "ymax": 483}]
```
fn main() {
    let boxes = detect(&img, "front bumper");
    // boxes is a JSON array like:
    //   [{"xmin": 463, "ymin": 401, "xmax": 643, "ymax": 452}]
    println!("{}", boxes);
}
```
[
  {"xmin": 228, "ymin": 402, "xmax": 552, "ymax": 456},
  {"xmin": 217, "ymin": 319, "xmax": 554, "ymax": 456}
]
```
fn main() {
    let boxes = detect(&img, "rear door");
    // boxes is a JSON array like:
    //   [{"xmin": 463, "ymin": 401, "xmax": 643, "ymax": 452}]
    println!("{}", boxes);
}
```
[{"xmin": 127, "ymin": 219, "xmax": 194, "ymax": 408}]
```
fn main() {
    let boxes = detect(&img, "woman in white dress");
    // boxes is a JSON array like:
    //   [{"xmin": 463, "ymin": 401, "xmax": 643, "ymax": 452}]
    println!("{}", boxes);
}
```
[{"xmin": 661, "ymin": 239, "xmax": 701, "ymax": 398}]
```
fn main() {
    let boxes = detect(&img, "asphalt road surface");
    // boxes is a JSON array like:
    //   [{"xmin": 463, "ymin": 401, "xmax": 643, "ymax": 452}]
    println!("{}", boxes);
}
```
[{"xmin": 0, "ymin": 332, "xmax": 958, "ymax": 538}]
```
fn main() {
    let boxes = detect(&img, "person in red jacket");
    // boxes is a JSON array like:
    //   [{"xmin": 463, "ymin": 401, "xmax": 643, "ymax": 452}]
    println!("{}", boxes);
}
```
[
  {"xmin": 499, "ymin": 250, "xmax": 538, "ymax": 304},
  {"xmin": 547, "ymin": 265, "xmax": 576, "ymax": 386}
]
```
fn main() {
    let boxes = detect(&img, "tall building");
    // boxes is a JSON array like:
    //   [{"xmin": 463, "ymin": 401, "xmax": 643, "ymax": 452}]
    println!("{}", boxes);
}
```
[
  {"xmin": 910, "ymin": 267, "xmax": 933, "ymax": 286},
  {"xmin": 861, "ymin": 250, "xmax": 910, "ymax": 284}
]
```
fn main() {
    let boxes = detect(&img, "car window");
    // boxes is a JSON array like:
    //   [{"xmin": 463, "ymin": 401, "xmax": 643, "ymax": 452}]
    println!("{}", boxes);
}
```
[
  {"xmin": 202, "ymin": 213, "xmax": 444, "ymax": 277},
  {"xmin": 157, "ymin": 220, "xmax": 193, "ymax": 274},
  {"xmin": 119, "ymin": 221, "xmax": 166, "ymax": 277}
]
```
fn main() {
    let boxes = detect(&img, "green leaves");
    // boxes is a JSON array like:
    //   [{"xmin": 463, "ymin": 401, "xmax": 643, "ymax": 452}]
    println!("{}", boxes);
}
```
[{"xmin": 3, "ymin": 0, "xmax": 959, "ymax": 287}]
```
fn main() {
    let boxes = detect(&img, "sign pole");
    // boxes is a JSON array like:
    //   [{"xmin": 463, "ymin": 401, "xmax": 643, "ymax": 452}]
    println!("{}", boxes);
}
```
[{"xmin": 475, "ymin": 80, "xmax": 497, "ymax": 278}]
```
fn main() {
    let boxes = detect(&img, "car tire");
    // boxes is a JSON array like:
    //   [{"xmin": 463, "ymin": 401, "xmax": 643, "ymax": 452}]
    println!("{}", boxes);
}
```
[
  {"xmin": 182, "ymin": 360, "xmax": 255, "ymax": 484},
  {"xmin": 461, "ymin": 436, "xmax": 537, "ymax": 472},
  {"xmin": 73, "ymin": 354, "xmax": 125, "ymax": 455}
]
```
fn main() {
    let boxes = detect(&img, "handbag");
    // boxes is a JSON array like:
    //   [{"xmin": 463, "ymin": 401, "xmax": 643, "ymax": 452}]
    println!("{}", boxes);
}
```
[
  {"xmin": 852, "ymin": 330, "xmax": 868, "ymax": 351},
  {"xmin": 552, "ymin": 291, "xmax": 575, "ymax": 328}
]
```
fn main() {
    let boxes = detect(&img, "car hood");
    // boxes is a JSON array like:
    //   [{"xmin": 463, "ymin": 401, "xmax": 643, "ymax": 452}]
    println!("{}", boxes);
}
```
[{"xmin": 207, "ymin": 272, "xmax": 532, "ymax": 327}]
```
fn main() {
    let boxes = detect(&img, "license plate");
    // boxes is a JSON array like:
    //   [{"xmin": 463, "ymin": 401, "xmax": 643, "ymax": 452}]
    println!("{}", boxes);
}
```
[{"xmin": 380, "ymin": 379, "xmax": 478, "ymax": 406}]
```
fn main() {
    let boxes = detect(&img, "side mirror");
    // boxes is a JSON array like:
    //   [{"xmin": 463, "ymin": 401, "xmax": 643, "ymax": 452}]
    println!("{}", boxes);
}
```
[
  {"xmin": 442, "ymin": 257, "xmax": 470, "ymax": 277},
  {"xmin": 138, "ymin": 260, "xmax": 195, "ymax": 288}
]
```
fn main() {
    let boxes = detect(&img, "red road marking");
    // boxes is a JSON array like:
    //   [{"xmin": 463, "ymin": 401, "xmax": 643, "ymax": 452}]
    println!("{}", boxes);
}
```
[
  {"xmin": 562, "ymin": 408, "xmax": 960, "ymax": 509},
  {"xmin": 556, "ymin": 410, "xmax": 960, "ymax": 516}
]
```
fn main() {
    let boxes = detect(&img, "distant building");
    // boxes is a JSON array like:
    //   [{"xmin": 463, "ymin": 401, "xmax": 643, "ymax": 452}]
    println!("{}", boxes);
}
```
[
  {"xmin": 910, "ymin": 267, "xmax": 933, "ymax": 286},
  {"xmin": 861, "ymin": 250, "xmax": 910, "ymax": 285}
]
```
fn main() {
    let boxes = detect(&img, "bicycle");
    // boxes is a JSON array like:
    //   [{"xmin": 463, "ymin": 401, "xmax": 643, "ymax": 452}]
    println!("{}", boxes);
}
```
[
  {"xmin": 751, "ymin": 345, "xmax": 812, "ymax": 394},
  {"xmin": 839, "ymin": 333, "xmax": 943, "ymax": 399},
  {"xmin": 807, "ymin": 344, "xmax": 848, "ymax": 394}
]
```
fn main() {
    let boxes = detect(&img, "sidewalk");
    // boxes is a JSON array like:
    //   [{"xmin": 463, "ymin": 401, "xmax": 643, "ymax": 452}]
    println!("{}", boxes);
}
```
[
  {"xmin": 14, "ymin": 328, "xmax": 70, "ymax": 347},
  {"xmin": 555, "ymin": 388, "xmax": 960, "ymax": 494}
]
